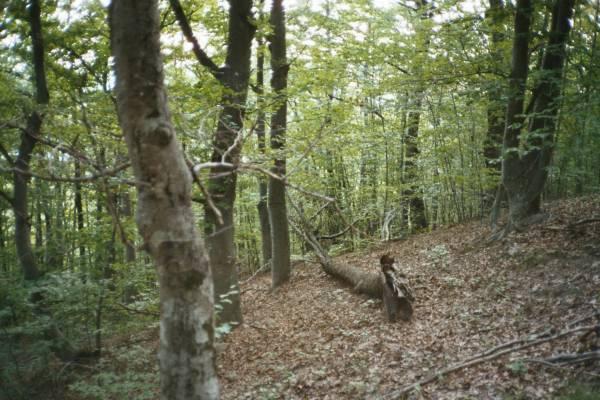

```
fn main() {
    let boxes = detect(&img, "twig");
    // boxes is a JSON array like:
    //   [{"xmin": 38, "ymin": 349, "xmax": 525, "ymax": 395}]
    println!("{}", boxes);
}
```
[
  {"xmin": 385, "ymin": 324, "xmax": 600, "ymax": 399},
  {"xmin": 0, "ymin": 142, "xmax": 14, "ymax": 164},
  {"xmin": 315, "ymin": 225, "xmax": 352, "ymax": 240},
  {"xmin": 0, "ymin": 190, "xmax": 15, "ymax": 207},
  {"xmin": 0, "ymin": 163, "xmax": 131, "ymax": 184},
  {"xmin": 115, "ymin": 302, "xmax": 159, "ymax": 317},
  {"xmin": 567, "ymin": 310, "xmax": 600, "ymax": 327},
  {"xmin": 570, "ymin": 217, "xmax": 600, "ymax": 227},
  {"xmin": 167, "ymin": 0, "xmax": 223, "ymax": 81},
  {"xmin": 240, "ymin": 261, "xmax": 270, "ymax": 286},
  {"xmin": 247, "ymin": 323, "xmax": 268, "ymax": 331},
  {"xmin": 542, "ymin": 350, "xmax": 600, "ymax": 364},
  {"xmin": 523, "ymin": 358, "xmax": 600, "ymax": 378},
  {"xmin": 185, "ymin": 155, "xmax": 223, "ymax": 225}
]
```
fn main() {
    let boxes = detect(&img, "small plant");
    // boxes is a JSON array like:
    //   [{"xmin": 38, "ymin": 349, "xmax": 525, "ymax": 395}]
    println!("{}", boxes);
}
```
[
  {"xmin": 425, "ymin": 244, "xmax": 450, "ymax": 269},
  {"xmin": 69, "ymin": 345, "xmax": 158, "ymax": 400},
  {"xmin": 506, "ymin": 360, "xmax": 528, "ymax": 376}
]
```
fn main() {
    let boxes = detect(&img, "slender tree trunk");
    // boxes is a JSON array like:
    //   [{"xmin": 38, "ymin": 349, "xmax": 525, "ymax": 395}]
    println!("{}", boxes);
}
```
[
  {"xmin": 268, "ymin": 0, "xmax": 291, "ymax": 288},
  {"xmin": 204, "ymin": 0, "xmax": 254, "ymax": 325},
  {"xmin": 402, "ymin": 0, "xmax": 431, "ymax": 231},
  {"xmin": 483, "ymin": 0, "xmax": 507, "ymax": 212},
  {"xmin": 255, "ymin": 39, "xmax": 272, "ymax": 269},
  {"xmin": 404, "ymin": 98, "xmax": 427, "ymax": 230},
  {"xmin": 121, "ymin": 189, "xmax": 136, "ymax": 263},
  {"xmin": 14, "ymin": 0, "xmax": 49, "ymax": 281},
  {"xmin": 74, "ymin": 159, "xmax": 86, "ymax": 261},
  {"xmin": 110, "ymin": 1, "xmax": 219, "ymax": 398}
]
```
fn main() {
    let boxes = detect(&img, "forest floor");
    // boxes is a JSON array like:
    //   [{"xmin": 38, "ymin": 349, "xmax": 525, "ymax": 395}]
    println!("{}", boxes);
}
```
[
  {"xmin": 217, "ymin": 196, "xmax": 600, "ymax": 399},
  {"xmin": 64, "ymin": 196, "xmax": 600, "ymax": 400}
]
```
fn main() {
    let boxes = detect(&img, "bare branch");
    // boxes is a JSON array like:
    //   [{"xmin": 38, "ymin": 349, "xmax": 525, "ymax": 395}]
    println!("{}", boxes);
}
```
[
  {"xmin": 0, "ymin": 142, "xmax": 14, "ymax": 165},
  {"xmin": 168, "ymin": 0, "xmax": 223, "ymax": 82},
  {"xmin": 185, "ymin": 156, "xmax": 223, "ymax": 226},
  {"xmin": 0, "ymin": 163, "xmax": 131, "ymax": 184},
  {"xmin": 385, "ymin": 324, "xmax": 600, "ymax": 399},
  {"xmin": 0, "ymin": 190, "xmax": 15, "ymax": 207}
]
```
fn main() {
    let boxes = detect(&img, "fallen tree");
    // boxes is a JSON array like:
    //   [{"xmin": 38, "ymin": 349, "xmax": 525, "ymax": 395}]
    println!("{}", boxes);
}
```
[
  {"xmin": 287, "ymin": 202, "xmax": 381, "ymax": 298},
  {"xmin": 287, "ymin": 197, "xmax": 414, "ymax": 316}
]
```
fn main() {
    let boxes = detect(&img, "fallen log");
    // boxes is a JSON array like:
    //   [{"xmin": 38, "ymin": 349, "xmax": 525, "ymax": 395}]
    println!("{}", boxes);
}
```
[{"xmin": 287, "ymin": 199, "xmax": 414, "ymax": 320}]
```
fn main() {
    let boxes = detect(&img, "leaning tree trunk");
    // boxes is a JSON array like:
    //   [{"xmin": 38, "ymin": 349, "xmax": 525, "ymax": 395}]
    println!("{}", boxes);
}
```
[
  {"xmin": 110, "ymin": 2, "xmax": 219, "ymax": 399},
  {"xmin": 268, "ymin": 0, "xmax": 291, "ymax": 288},
  {"xmin": 502, "ymin": 0, "xmax": 574, "ymax": 231}
]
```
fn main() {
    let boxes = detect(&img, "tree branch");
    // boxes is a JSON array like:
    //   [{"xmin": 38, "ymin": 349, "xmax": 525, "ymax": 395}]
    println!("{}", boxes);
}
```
[
  {"xmin": 0, "ymin": 142, "xmax": 14, "ymax": 165},
  {"xmin": 168, "ymin": 0, "xmax": 223, "ymax": 82},
  {"xmin": 0, "ymin": 163, "xmax": 130, "ymax": 184},
  {"xmin": 0, "ymin": 190, "xmax": 15, "ymax": 207}
]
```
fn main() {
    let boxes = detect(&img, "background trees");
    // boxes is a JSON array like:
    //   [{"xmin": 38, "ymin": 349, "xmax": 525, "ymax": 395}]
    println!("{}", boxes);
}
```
[{"xmin": 0, "ymin": 0, "xmax": 598, "ymax": 397}]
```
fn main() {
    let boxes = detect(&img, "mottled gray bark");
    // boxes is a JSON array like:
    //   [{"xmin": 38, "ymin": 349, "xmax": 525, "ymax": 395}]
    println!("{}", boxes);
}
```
[
  {"xmin": 404, "ymin": 98, "xmax": 428, "ymax": 230},
  {"xmin": 109, "ymin": 1, "xmax": 219, "ymax": 399},
  {"xmin": 268, "ymin": 0, "xmax": 291, "ymax": 288},
  {"xmin": 402, "ymin": 0, "xmax": 431, "ymax": 231}
]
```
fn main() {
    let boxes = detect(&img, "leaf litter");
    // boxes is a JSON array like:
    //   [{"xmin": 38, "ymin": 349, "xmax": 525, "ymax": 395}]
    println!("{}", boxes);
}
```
[{"xmin": 219, "ymin": 196, "xmax": 600, "ymax": 399}]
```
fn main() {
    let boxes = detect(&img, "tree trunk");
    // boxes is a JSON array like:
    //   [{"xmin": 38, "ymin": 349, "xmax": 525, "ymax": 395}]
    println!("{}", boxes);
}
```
[
  {"xmin": 121, "ymin": 189, "xmax": 136, "ymax": 263},
  {"xmin": 483, "ymin": 0, "xmax": 507, "ymax": 206},
  {"xmin": 268, "ymin": 0, "xmax": 291, "ymax": 288},
  {"xmin": 74, "ymin": 159, "xmax": 86, "ymax": 261},
  {"xmin": 109, "ymin": 1, "xmax": 219, "ymax": 399},
  {"xmin": 404, "ymin": 98, "xmax": 428, "ymax": 230},
  {"xmin": 255, "ymin": 40, "xmax": 272, "ymax": 269},
  {"xmin": 14, "ymin": 0, "xmax": 49, "ymax": 281},
  {"xmin": 402, "ymin": 0, "xmax": 431, "ymax": 231},
  {"xmin": 501, "ymin": 0, "xmax": 574, "ymax": 231},
  {"xmin": 321, "ymin": 258, "xmax": 383, "ymax": 298},
  {"xmin": 204, "ymin": 0, "xmax": 254, "ymax": 325}
]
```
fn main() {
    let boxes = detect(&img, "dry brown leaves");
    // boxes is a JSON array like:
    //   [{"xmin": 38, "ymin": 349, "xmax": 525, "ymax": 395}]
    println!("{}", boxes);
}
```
[{"xmin": 219, "ymin": 196, "xmax": 600, "ymax": 399}]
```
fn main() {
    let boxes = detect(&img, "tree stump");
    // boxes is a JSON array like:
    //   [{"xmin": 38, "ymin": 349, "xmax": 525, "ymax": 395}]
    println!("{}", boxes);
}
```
[{"xmin": 380, "ymin": 254, "xmax": 414, "ymax": 322}]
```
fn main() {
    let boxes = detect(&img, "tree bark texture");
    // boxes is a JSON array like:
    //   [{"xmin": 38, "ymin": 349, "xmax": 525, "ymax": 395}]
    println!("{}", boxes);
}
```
[
  {"xmin": 268, "ymin": 0, "xmax": 291, "ymax": 288},
  {"xmin": 110, "ymin": 2, "xmax": 219, "ymax": 399},
  {"xmin": 14, "ymin": 0, "xmax": 49, "ymax": 281},
  {"xmin": 404, "ymin": 99, "xmax": 428, "ymax": 230},
  {"xmin": 502, "ymin": 0, "xmax": 574, "ymax": 229},
  {"xmin": 204, "ymin": 0, "xmax": 254, "ymax": 325},
  {"xmin": 402, "ymin": 0, "xmax": 431, "ymax": 231}
]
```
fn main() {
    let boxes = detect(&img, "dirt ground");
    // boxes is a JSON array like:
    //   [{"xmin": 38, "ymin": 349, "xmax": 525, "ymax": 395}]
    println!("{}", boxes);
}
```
[{"xmin": 218, "ymin": 196, "xmax": 600, "ymax": 399}]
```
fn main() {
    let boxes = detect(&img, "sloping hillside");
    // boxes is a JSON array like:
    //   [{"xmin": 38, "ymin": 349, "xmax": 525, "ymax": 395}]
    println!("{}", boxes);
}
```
[{"xmin": 219, "ymin": 196, "xmax": 600, "ymax": 399}]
